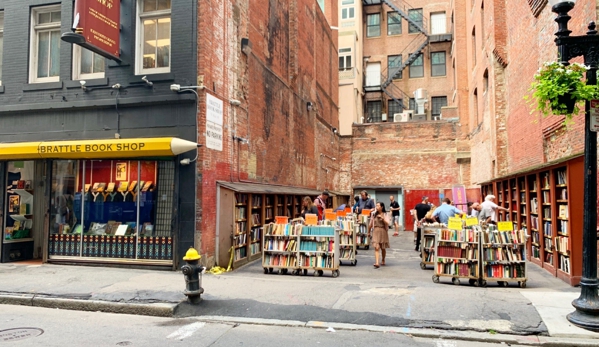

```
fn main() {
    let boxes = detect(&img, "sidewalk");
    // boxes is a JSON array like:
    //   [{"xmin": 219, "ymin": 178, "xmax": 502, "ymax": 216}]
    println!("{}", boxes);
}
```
[{"xmin": 1, "ymin": 231, "xmax": 598, "ymax": 344}]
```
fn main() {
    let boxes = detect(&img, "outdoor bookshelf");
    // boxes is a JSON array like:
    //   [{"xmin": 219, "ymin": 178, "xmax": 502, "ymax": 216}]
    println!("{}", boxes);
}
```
[
  {"xmin": 478, "ymin": 156, "xmax": 584, "ymax": 285},
  {"xmin": 234, "ymin": 193, "xmax": 249, "ymax": 262},
  {"xmin": 480, "ymin": 228, "xmax": 527, "ymax": 288},
  {"xmin": 419, "ymin": 224, "xmax": 439, "ymax": 270},
  {"xmin": 337, "ymin": 218, "xmax": 357, "ymax": 266},
  {"xmin": 355, "ymin": 213, "xmax": 370, "ymax": 250},
  {"xmin": 432, "ymin": 227, "xmax": 480, "ymax": 286}
]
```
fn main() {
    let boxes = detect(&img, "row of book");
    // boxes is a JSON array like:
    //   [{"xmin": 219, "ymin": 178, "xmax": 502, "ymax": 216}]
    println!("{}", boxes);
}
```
[
  {"xmin": 265, "ymin": 239, "xmax": 297, "ymax": 252},
  {"xmin": 482, "ymin": 230, "xmax": 526, "ymax": 244},
  {"xmin": 340, "ymin": 248, "xmax": 353, "ymax": 259},
  {"xmin": 250, "ymin": 227, "xmax": 261, "ymax": 242},
  {"xmin": 437, "ymin": 245, "xmax": 478, "ymax": 260},
  {"xmin": 263, "ymin": 254, "xmax": 297, "ymax": 267},
  {"xmin": 436, "ymin": 260, "xmax": 478, "ymax": 277},
  {"xmin": 530, "ymin": 198, "xmax": 538, "ymax": 214},
  {"xmin": 358, "ymin": 215, "xmax": 369, "ymax": 224},
  {"xmin": 234, "ymin": 233, "xmax": 247, "ymax": 246},
  {"xmin": 439, "ymin": 229, "xmax": 478, "ymax": 242},
  {"xmin": 558, "ymin": 220, "xmax": 568, "ymax": 235},
  {"xmin": 235, "ymin": 193, "xmax": 248, "ymax": 204},
  {"xmin": 545, "ymin": 252, "xmax": 554, "ymax": 264},
  {"xmin": 300, "ymin": 254, "xmax": 334, "ymax": 268},
  {"xmin": 302, "ymin": 226, "xmax": 335, "ymax": 236},
  {"xmin": 251, "ymin": 195, "xmax": 262, "ymax": 206},
  {"xmin": 544, "ymin": 237, "xmax": 553, "ymax": 252},
  {"xmin": 557, "ymin": 187, "xmax": 568, "ymax": 200},
  {"xmin": 356, "ymin": 224, "xmax": 369, "ymax": 234},
  {"xmin": 299, "ymin": 240, "xmax": 334, "ymax": 252},
  {"xmin": 265, "ymin": 208, "xmax": 273, "ymax": 219},
  {"xmin": 336, "ymin": 220, "xmax": 354, "ymax": 231},
  {"xmin": 265, "ymin": 223, "xmax": 302, "ymax": 236},
  {"xmin": 236, "ymin": 221, "xmax": 246, "ymax": 234},
  {"xmin": 559, "ymin": 254, "xmax": 570, "ymax": 274},
  {"xmin": 532, "ymin": 245, "xmax": 540, "ymax": 258},
  {"xmin": 531, "ymin": 230, "xmax": 540, "ymax": 244},
  {"xmin": 237, "ymin": 207, "xmax": 246, "ymax": 220},
  {"xmin": 556, "ymin": 170, "xmax": 567, "ymax": 185},
  {"xmin": 484, "ymin": 263, "xmax": 525, "ymax": 278},
  {"xmin": 555, "ymin": 236, "xmax": 569, "ymax": 253},
  {"xmin": 531, "ymin": 216, "xmax": 539, "ymax": 230},
  {"xmin": 339, "ymin": 234, "xmax": 354, "ymax": 245},
  {"xmin": 250, "ymin": 242, "xmax": 260, "ymax": 256},
  {"xmin": 483, "ymin": 247, "xmax": 525, "ymax": 262},
  {"xmin": 543, "ymin": 207, "xmax": 551, "ymax": 219},
  {"xmin": 542, "ymin": 191, "xmax": 550, "ymax": 203},
  {"xmin": 543, "ymin": 221, "xmax": 552, "ymax": 236},
  {"xmin": 252, "ymin": 213, "xmax": 261, "ymax": 226},
  {"xmin": 234, "ymin": 247, "xmax": 247, "ymax": 261}
]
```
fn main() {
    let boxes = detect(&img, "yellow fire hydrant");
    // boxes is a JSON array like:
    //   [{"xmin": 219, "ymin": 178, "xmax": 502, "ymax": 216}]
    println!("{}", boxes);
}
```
[{"xmin": 181, "ymin": 247, "xmax": 205, "ymax": 304}]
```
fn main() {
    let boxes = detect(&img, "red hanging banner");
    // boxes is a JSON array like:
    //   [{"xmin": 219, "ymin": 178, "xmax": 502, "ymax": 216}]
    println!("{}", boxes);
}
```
[{"xmin": 71, "ymin": 0, "xmax": 120, "ymax": 60}]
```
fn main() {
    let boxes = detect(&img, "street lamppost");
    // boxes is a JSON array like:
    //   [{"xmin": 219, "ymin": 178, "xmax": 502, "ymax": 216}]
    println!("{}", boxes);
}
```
[{"xmin": 548, "ymin": 0, "xmax": 599, "ymax": 332}]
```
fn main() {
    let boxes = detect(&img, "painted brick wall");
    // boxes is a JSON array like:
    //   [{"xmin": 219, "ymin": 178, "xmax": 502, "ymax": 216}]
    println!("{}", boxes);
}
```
[{"xmin": 195, "ymin": 0, "xmax": 340, "ymax": 265}]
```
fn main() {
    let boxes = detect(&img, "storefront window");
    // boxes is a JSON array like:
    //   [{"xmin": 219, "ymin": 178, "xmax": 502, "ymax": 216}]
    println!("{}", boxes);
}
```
[
  {"xmin": 49, "ymin": 159, "xmax": 174, "ymax": 262},
  {"xmin": 4, "ymin": 161, "xmax": 35, "ymax": 241}
]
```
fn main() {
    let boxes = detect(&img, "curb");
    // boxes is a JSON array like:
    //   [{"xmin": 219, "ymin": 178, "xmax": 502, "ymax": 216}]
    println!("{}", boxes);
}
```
[{"xmin": 0, "ymin": 293, "xmax": 176, "ymax": 318}]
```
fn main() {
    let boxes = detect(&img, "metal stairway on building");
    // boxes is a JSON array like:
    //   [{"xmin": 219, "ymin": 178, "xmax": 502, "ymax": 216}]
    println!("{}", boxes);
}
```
[{"xmin": 363, "ymin": 0, "xmax": 429, "ymax": 112}]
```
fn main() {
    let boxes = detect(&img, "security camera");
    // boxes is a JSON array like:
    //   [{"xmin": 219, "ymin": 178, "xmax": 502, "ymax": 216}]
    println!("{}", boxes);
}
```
[
  {"xmin": 332, "ymin": 158, "xmax": 337, "ymax": 161},
  {"xmin": 332, "ymin": 127, "xmax": 337, "ymax": 134},
  {"xmin": 180, "ymin": 158, "xmax": 191, "ymax": 165},
  {"xmin": 80, "ymin": 80, "xmax": 86, "ymax": 86},
  {"xmin": 141, "ymin": 75, "xmax": 153, "ymax": 86},
  {"xmin": 80, "ymin": 80, "xmax": 87, "ymax": 91},
  {"xmin": 170, "ymin": 84, "xmax": 181, "ymax": 92},
  {"xmin": 111, "ymin": 83, "xmax": 121, "ymax": 89}
]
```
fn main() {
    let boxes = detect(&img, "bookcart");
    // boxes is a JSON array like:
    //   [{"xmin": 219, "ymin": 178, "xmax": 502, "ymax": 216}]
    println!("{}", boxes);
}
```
[
  {"xmin": 432, "ymin": 223, "xmax": 481, "ymax": 286},
  {"xmin": 480, "ymin": 224, "xmax": 528, "ymax": 288},
  {"xmin": 355, "ymin": 213, "xmax": 370, "ymax": 250},
  {"xmin": 336, "ymin": 218, "xmax": 357, "ymax": 266},
  {"xmin": 262, "ymin": 221, "xmax": 340, "ymax": 277},
  {"xmin": 419, "ymin": 223, "xmax": 440, "ymax": 270}
]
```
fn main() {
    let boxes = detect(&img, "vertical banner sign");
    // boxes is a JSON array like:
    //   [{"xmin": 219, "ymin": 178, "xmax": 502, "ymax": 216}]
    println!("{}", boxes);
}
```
[
  {"xmin": 590, "ymin": 100, "xmax": 599, "ymax": 132},
  {"xmin": 452, "ymin": 184, "xmax": 468, "ymax": 213},
  {"xmin": 73, "ymin": 0, "xmax": 120, "ymax": 59},
  {"xmin": 206, "ymin": 94, "xmax": 223, "ymax": 151}
]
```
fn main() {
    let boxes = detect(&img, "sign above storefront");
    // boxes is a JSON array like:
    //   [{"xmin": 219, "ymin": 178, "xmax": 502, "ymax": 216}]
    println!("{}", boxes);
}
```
[
  {"xmin": 61, "ymin": 0, "xmax": 121, "ymax": 61},
  {"xmin": 0, "ymin": 138, "xmax": 198, "ymax": 160}
]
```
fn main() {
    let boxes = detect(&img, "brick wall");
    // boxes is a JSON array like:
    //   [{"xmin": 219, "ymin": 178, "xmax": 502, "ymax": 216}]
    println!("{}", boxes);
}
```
[
  {"xmin": 350, "ymin": 120, "xmax": 468, "ymax": 189},
  {"xmin": 195, "ymin": 0, "xmax": 340, "ymax": 265}
]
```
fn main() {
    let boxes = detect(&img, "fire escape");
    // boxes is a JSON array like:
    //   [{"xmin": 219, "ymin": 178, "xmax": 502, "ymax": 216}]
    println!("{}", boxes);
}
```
[{"xmin": 362, "ymin": 0, "xmax": 429, "ymax": 120}]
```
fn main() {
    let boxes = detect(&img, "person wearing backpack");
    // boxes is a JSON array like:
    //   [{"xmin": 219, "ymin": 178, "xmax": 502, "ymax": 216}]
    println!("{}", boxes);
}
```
[{"xmin": 314, "ymin": 191, "xmax": 330, "ymax": 221}]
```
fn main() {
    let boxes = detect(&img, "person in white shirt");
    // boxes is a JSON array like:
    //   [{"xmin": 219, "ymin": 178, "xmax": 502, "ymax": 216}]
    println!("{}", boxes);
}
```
[
  {"xmin": 480, "ymin": 195, "xmax": 508, "ymax": 223},
  {"xmin": 470, "ymin": 202, "xmax": 481, "ymax": 217}
]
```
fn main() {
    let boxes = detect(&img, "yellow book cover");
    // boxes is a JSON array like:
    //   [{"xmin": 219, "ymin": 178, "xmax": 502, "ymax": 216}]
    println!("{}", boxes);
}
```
[
  {"xmin": 92, "ymin": 182, "xmax": 100, "ymax": 192},
  {"xmin": 84, "ymin": 184, "xmax": 91, "ymax": 193},
  {"xmin": 117, "ymin": 182, "xmax": 129, "ymax": 192},
  {"xmin": 128, "ymin": 181, "xmax": 138, "ymax": 192},
  {"xmin": 106, "ymin": 182, "xmax": 116, "ymax": 193},
  {"xmin": 97, "ymin": 183, "xmax": 106, "ymax": 192},
  {"xmin": 142, "ymin": 181, "xmax": 153, "ymax": 192}
]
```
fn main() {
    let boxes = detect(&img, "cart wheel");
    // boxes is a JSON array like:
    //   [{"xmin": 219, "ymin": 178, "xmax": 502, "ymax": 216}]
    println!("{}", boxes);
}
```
[
  {"xmin": 303, "ymin": 269, "xmax": 308, "ymax": 276},
  {"xmin": 452, "ymin": 277, "xmax": 460, "ymax": 286},
  {"xmin": 469, "ymin": 279, "xmax": 475, "ymax": 285},
  {"xmin": 499, "ymin": 281, "xmax": 508, "ymax": 287},
  {"xmin": 365, "ymin": 246, "xmax": 370, "ymax": 250},
  {"xmin": 474, "ymin": 279, "xmax": 480, "ymax": 287},
  {"xmin": 355, "ymin": 250, "xmax": 358, "ymax": 255},
  {"xmin": 482, "ymin": 280, "xmax": 487, "ymax": 287},
  {"xmin": 278, "ymin": 269, "xmax": 284, "ymax": 275},
  {"xmin": 420, "ymin": 262, "xmax": 426, "ymax": 270},
  {"xmin": 263, "ymin": 268, "xmax": 268, "ymax": 274},
  {"xmin": 351, "ymin": 260, "xmax": 357, "ymax": 266},
  {"xmin": 318, "ymin": 270, "xmax": 324, "ymax": 276},
  {"xmin": 339, "ymin": 260, "xmax": 342, "ymax": 267},
  {"xmin": 332, "ymin": 270, "xmax": 340, "ymax": 278},
  {"xmin": 519, "ymin": 281, "xmax": 527, "ymax": 288},
  {"xmin": 293, "ymin": 269, "xmax": 300, "ymax": 276},
  {"xmin": 268, "ymin": 268, "xmax": 274, "ymax": 274},
  {"xmin": 432, "ymin": 275, "xmax": 440, "ymax": 283},
  {"xmin": 282, "ymin": 268, "xmax": 288, "ymax": 275}
]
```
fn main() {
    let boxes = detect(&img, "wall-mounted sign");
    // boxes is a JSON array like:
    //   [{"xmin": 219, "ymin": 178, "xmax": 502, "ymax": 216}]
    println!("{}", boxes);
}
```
[
  {"xmin": 66, "ymin": 0, "xmax": 121, "ymax": 61},
  {"xmin": 206, "ymin": 94, "xmax": 223, "ymax": 151}
]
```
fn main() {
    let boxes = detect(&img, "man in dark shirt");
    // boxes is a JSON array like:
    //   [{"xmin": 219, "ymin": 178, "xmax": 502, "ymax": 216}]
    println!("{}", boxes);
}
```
[
  {"xmin": 389, "ymin": 195, "xmax": 401, "ymax": 236},
  {"xmin": 414, "ymin": 196, "xmax": 431, "ymax": 252},
  {"xmin": 356, "ymin": 190, "xmax": 374, "ymax": 214}
]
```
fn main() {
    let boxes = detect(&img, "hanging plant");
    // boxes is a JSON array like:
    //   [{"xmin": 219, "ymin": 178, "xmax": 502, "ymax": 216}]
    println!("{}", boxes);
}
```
[{"xmin": 526, "ymin": 62, "xmax": 599, "ymax": 121}]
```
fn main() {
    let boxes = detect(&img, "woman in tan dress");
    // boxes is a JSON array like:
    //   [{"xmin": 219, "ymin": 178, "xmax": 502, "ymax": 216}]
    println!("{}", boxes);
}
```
[{"xmin": 369, "ymin": 202, "xmax": 390, "ymax": 268}]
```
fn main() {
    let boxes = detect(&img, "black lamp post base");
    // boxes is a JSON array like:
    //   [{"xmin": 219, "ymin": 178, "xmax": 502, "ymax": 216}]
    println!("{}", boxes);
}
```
[{"xmin": 567, "ymin": 310, "xmax": 599, "ymax": 332}]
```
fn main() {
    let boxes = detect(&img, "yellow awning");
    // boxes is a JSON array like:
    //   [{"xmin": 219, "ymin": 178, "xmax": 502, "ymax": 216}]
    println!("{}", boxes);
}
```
[{"xmin": 0, "ymin": 137, "xmax": 199, "ymax": 160}]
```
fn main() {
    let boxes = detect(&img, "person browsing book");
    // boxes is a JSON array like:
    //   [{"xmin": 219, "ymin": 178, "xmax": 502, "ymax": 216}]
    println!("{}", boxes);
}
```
[
  {"xmin": 356, "ymin": 190, "xmax": 375, "ymax": 214},
  {"xmin": 480, "ymin": 194, "xmax": 508, "ymax": 224},
  {"xmin": 432, "ymin": 198, "xmax": 465, "ymax": 224},
  {"xmin": 369, "ymin": 202, "xmax": 390, "ymax": 268},
  {"xmin": 414, "ymin": 196, "xmax": 432, "ymax": 252},
  {"xmin": 300, "ymin": 196, "xmax": 319, "ymax": 219},
  {"xmin": 313, "ymin": 191, "xmax": 329, "ymax": 221}
]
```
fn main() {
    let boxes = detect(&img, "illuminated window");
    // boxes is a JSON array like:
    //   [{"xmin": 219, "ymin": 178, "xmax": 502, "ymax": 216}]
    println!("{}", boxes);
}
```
[
  {"xmin": 30, "ymin": 6, "xmax": 61, "ymax": 83},
  {"xmin": 137, "ymin": 0, "xmax": 171, "ymax": 74}
]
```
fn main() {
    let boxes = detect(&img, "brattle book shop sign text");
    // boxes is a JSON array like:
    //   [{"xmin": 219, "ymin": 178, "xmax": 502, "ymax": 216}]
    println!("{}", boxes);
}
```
[
  {"xmin": 206, "ymin": 94, "xmax": 223, "ymax": 151},
  {"xmin": 73, "ymin": 0, "xmax": 120, "ymax": 58},
  {"xmin": 38, "ymin": 142, "xmax": 146, "ymax": 154}
]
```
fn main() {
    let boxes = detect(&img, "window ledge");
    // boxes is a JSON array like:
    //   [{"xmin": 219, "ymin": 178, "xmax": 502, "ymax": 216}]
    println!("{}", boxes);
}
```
[
  {"xmin": 23, "ymin": 81, "xmax": 63, "ymax": 92},
  {"xmin": 129, "ymin": 73, "xmax": 175, "ymax": 84},
  {"xmin": 0, "ymin": 85, "xmax": 4, "ymax": 94},
  {"xmin": 65, "ymin": 78, "xmax": 109, "ymax": 89}
]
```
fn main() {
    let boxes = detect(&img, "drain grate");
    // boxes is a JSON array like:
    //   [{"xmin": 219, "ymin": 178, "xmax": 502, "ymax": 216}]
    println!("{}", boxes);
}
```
[{"xmin": 0, "ymin": 328, "xmax": 44, "ymax": 342}]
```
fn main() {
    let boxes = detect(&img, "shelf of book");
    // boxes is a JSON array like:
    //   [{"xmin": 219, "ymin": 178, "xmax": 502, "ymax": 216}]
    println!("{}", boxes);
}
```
[
  {"xmin": 336, "ymin": 218, "xmax": 357, "ymax": 266},
  {"xmin": 480, "ymin": 228, "xmax": 528, "ymax": 288},
  {"xmin": 419, "ymin": 225, "xmax": 439, "ymax": 270},
  {"xmin": 432, "ymin": 227, "xmax": 480, "ymax": 286},
  {"xmin": 262, "ymin": 223, "xmax": 340, "ymax": 277},
  {"xmin": 355, "ymin": 214, "xmax": 370, "ymax": 250}
]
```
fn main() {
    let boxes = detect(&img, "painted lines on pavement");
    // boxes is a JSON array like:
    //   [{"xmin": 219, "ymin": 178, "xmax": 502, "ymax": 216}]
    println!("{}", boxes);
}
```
[
  {"xmin": 166, "ymin": 322, "xmax": 205, "ymax": 340},
  {"xmin": 332, "ymin": 291, "xmax": 353, "ymax": 309},
  {"xmin": 435, "ymin": 340, "xmax": 457, "ymax": 347}
]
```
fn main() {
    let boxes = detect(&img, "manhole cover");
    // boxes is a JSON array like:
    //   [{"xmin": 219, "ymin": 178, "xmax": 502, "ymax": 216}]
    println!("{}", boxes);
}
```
[{"xmin": 0, "ymin": 328, "xmax": 44, "ymax": 342}]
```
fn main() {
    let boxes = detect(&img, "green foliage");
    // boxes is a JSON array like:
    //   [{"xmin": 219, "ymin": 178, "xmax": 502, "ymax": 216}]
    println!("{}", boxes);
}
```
[
  {"xmin": 527, "ymin": 62, "xmax": 599, "ymax": 121},
  {"xmin": 488, "ymin": 329, "xmax": 497, "ymax": 335}
]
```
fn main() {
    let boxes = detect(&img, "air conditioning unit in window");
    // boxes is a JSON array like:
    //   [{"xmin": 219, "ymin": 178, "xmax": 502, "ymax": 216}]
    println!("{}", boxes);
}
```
[
  {"xmin": 381, "ymin": 113, "xmax": 387, "ymax": 122},
  {"xmin": 394, "ymin": 113, "xmax": 408, "ymax": 122}
]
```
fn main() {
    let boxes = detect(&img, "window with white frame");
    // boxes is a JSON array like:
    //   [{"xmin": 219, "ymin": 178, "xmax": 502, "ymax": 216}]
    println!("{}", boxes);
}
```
[
  {"xmin": 137, "ymin": 0, "xmax": 171, "ymax": 75},
  {"xmin": 430, "ymin": 12, "xmax": 446, "ymax": 35},
  {"xmin": 29, "ymin": 6, "xmax": 61, "ymax": 83},
  {"xmin": 73, "ymin": 46, "xmax": 105, "ymax": 80},
  {"xmin": 0, "ymin": 12, "xmax": 4, "ymax": 85},
  {"xmin": 339, "ymin": 48, "xmax": 352, "ymax": 70},
  {"xmin": 341, "ymin": 0, "xmax": 355, "ymax": 20}
]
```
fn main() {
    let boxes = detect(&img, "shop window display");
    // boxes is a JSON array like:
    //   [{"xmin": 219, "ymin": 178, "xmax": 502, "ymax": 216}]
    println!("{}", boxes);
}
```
[
  {"xmin": 3, "ymin": 161, "xmax": 35, "ymax": 241},
  {"xmin": 49, "ymin": 160, "xmax": 174, "ymax": 262}
]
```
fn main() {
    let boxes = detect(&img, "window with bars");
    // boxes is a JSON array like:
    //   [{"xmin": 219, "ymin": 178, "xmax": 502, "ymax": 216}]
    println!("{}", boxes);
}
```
[
  {"xmin": 388, "ymin": 99, "xmax": 403, "ymax": 119},
  {"xmin": 432, "ymin": 96, "xmax": 447, "ymax": 119},
  {"xmin": 367, "ymin": 13, "xmax": 381, "ymax": 37},
  {"xmin": 409, "ymin": 53, "xmax": 423, "ymax": 78},
  {"xmin": 431, "ymin": 52, "xmax": 446, "ymax": 76},
  {"xmin": 387, "ymin": 12, "xmax": 401, "ymax": 35},
  {"xmin": 155, "ymin": 161, "xmax": 175, "ymax": 237},
  {"xmin": 388, "ymin": 54, "xmax": 402, "ymax": 79},
  {"xmin": 367, "ymin": 101, "xmax": 382, "ymax": 123},
  {"xmin": 408, "ymin": 8, "xmax": 423, "ymax": 33}
]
